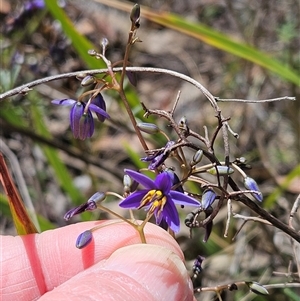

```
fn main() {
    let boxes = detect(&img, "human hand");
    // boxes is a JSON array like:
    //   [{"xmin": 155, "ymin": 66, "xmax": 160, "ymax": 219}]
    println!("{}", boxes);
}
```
[{"xmin": 1, "ymin": 221, "xmax": 195, "ymax": 301}]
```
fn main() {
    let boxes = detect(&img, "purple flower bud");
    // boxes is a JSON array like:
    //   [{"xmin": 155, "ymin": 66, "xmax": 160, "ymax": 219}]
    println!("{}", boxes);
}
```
[
  {"xmin": 64, "ymin": 200, "xmax": 97, "ymax": 221},
  {"xmin": 76, "ymin": 230, "xmax": 93, "ymax": 249},
  {"xmin": 201, "ymin": 189, "xmax": 217, "ymax": 209},
  {"xmin": 244, "ymin": 177, "xmax": 263, "ymax": 202}
]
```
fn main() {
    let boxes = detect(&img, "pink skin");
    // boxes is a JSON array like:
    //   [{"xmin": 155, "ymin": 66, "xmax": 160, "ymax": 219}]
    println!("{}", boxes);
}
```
[{"xmin": 1, "ymin": 221, "xmax": 196, "ymax": 301}]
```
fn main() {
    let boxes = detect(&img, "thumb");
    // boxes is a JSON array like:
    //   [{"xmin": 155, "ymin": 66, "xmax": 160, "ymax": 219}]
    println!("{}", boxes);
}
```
[{"xmin": 39, "ymin": 243, "xmax": 195, "ymax": 301}]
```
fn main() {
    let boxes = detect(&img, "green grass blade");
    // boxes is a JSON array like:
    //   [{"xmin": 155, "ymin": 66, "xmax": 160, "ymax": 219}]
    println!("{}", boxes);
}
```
[
  {"xmin": 29, "ymin": 92, "xmax": 85, "ymax": 205},
  {"xmin": 95, "ymin": 0, "xmax": 300, "ymax": 86},
  {"xmin": 147, "ymin": 13, "xmax": 300, "ymax": 86},
  {"xmin": 44, "ymin": 0, "xmax": 106, "ymax": 69}
]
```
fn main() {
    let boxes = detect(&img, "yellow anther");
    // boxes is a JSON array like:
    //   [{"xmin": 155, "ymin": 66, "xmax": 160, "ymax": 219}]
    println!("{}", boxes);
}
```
[
  {"xmin": 153, "ymin": 200, "xmax": 160, "ymax": 207},
  {"xmin": 156, "ymin": 190, "xmax": 163, "ymax": 197}
]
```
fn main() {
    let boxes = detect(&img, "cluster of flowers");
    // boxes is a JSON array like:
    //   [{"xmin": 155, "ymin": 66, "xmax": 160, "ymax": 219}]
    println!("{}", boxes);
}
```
[{"xmin": 52, "ymin": 74, "xmax": 263, "ymax": 249}]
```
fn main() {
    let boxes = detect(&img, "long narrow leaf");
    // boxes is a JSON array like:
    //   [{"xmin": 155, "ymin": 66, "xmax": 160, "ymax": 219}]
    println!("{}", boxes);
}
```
[
  {"xmin": 95, "ymin": 0, "xmax": 300, "ymax": 86},
  {"xmin": 44, "ymin": 0, "xmax": 106, "ymax": 69},
  {"xmin": 0, "ymin": 194, "xmax": 56, "ymax": 231},
  {"xmin": 0, "ymin": 154, "xmax": 38, "ymax": 234},
  {"xmin": 29, "ymin": 93, "xmax": 85, "ymax": 205}
]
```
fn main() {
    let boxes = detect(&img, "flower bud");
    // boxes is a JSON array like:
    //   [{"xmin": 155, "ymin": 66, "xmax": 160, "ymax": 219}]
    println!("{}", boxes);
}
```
[
  {"xmin": 130, "ymin": 4, "xmax": 140, "ymax": 27},
  {"xmin": 207, "ymin": 166, "xmax": 234, "ymax": 176},
  {"xmin": 123, "ymin": 174, "xmax": 132, "ymax": 188},
  {"xmin": 201, "ymin": 189, "xmax": 216, "ymax": 209},
  {"xmin": 246, "ymin": 282, "xmax": 269, "ymax": 295},
  {"xmin": 81, "ymin": 75, "xmax": 95, "ymax": 87},
  {"xmin": 137, "ymin": 122, "xmax": 160, "ymax": 134},
  {"xmin": 123, "ymin": 174, "xmax": 132, "ymax": 194},
  {"xmin": 76, "ymin": 230, "xmax": 93, "ymax": 249},
  {"xmin": 244, "ymin": 177, "xmax": 263, "ymax": 202},
  {"xmin": 87, "ymin": 192, "xmax": 106, "ymax": 205},
  {"xmin": 190, "ymin": 150, "xmax": 203, "ymax": 166}
]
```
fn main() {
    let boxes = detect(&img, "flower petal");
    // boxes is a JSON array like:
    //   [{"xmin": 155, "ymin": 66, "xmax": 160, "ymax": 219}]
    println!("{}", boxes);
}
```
[
  {"xmin": 119, "ymin": 190, "xmax": 148, "ymax": 208},
  {"xmin": 91, "ymin": 94, "xmax": 109, "ymax": 122},
  {"xmin": 89, "ymin": 103, "xmax": 110, "ymax": 120},
  {"xmin": 70, "ymin": 102, "xmax": 84, "ymax": 138},
  {"xmin": 124, "ymin": 169, "xmax": 157, "ymax": 189},
  {"xmin": 170, "ymin": 190, "xmax": 200, "ymax": 206},
  {"xmin": 51, "ymin": 99, "xmax": 76, "ymax": 106},
  {"xmin": 161, "ymin": 197, "xmax": 180, "ymax": 233},
  {"xmin": 80, "ymin": 110, "xmax": 94, "ymax": 139},
  {"xmin": 155, "ymin": 172, "xmax": 172, "ymax": 193},
  {"xmin": 166, "ymin": 170, "xmax": 184, "ymax": 193}
]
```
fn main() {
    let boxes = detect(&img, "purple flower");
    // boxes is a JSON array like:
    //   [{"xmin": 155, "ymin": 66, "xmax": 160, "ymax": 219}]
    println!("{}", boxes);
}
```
[
  {"xmin": 52, "ymin": 95, "xmax": 109, "ymax": 140},
  {"xmin": 24, "ymin": 0, "xmax": 45, "ymax": 11},
  {"xmin": 119, "ymin": 169, "xmax": 200, "ymax": 233},
  {"xmin": 141, "ymin": 141, "xmax": 175, "ymax": 170}
]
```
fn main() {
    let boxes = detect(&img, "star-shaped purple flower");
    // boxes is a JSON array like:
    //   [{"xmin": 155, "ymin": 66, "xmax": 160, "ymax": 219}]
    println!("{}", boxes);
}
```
[
  {"xmin": 51, "ymin": 94, "xmax": 109, "ymax": 140},
  {"xmin": 119, "ymin": 169, "xmax": 200, "ymax": 233}
]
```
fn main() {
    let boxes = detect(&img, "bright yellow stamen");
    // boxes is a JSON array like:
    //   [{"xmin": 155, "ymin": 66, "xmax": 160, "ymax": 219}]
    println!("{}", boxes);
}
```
[
  {"xmin": 139, "ymin": 190, "xmax": 168, "ymax": 219},
  {"xmin": 153, "ymin": 200, "xmax": 160, "ymax": 207}
]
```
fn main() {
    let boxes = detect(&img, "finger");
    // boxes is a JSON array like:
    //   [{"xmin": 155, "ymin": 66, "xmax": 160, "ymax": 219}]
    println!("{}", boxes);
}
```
[
  {"xmin": 1, "ymin": 221, "xmax": 186, "ymax": 300},
  {"xmin": 39, "ymin": 244, "xmax": 195, "ymax": 301}
]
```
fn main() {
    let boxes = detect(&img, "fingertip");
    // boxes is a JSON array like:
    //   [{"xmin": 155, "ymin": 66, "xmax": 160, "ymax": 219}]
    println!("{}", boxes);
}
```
[
  {"xmin": 105, "ymin": 244, "xmax": 194, "ymax": 301},
  {"xmin": 39, "ymin": 244, "xmax": 194, "ymax": 301}
]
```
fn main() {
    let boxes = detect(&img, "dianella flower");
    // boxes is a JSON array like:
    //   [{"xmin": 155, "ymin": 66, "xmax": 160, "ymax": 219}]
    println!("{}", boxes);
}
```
[
  {"xmin": 141, "ymin": 141, "xmax": 175, "ymax": 170},
  {"xmin": 51, "ymin": 94, "xmax": 110, "ymax": 140},
  {"xmin": 119, "ymin": 169, "xmax": 200, "ymax": 233}
]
